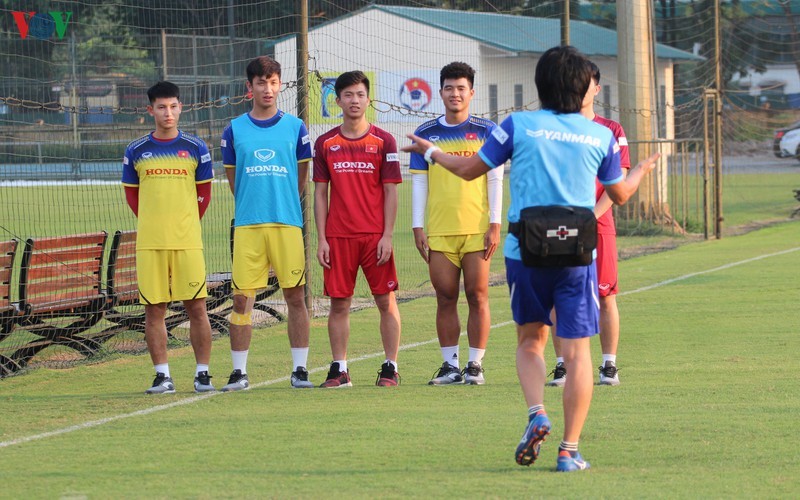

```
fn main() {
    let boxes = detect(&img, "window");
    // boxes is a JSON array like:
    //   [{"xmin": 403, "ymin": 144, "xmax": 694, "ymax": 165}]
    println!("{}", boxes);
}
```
[{"xmin": 514, "ymin": 84, "xmax": 523, "ymax": 110}]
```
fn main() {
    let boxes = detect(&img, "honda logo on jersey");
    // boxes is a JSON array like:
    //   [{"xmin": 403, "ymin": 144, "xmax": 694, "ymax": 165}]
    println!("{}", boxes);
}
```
[{"xmin": 254, "ymin": 149, "xmax": 276, "ymax": 162}]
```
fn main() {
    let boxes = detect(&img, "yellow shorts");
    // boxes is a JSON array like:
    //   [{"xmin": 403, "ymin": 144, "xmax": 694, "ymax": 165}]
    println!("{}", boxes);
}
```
[
  {"xmin": 136, "ymin": 249, "xmax": 208, "ymax": 304},
  {"xmin": 232, "ymin": 224, "xmax": 306, "ymax": 290},
  {"xmin": 428, "ymin": 234, "xmax": 485, "ymax": 268}
]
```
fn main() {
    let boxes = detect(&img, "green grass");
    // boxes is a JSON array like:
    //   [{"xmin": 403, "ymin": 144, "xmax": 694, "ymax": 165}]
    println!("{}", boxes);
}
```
[
  {"xmin": 2, "ymin": 171, "xmax": 798, "ymax": 299},
  {"xmin": 0, "ymin": 221, "xmax": 798, "ymax": 497},
  {"xmin": 0, "ymin": 176, "xmax": 508, "ymax": 300}
]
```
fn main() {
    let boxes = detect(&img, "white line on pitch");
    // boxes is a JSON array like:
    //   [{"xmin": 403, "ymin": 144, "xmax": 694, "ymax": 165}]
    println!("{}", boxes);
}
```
[
  {"xmin": 618, "ymin": 246, "xmax": 800, "ymax": 297},
  {"xmin": 3, "ymin": 245, "xmax": 798, "ymax": 449},
  {"xmin": 0, "ymin": 322, "xmax": 514, "ymax": 449}
]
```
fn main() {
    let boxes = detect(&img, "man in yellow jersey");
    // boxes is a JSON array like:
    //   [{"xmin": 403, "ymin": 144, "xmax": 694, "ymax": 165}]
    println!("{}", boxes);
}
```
[
  {"xmin": 122, "ymin": 81, "xmax": 215, "ymax": 394},
  {"xmin": 220, "ymin": 56, "xmax": 315, "ymax": 390},
  {"xmin": 409, "ymin": 62, "xmax": 503, "ymax": 385}
]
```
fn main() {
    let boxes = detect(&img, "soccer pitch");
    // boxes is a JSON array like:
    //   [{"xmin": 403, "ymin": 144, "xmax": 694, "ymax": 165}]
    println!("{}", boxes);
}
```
[{"xmin": 1, "ymin": 221, "xmax": 798, "ymax": 497}]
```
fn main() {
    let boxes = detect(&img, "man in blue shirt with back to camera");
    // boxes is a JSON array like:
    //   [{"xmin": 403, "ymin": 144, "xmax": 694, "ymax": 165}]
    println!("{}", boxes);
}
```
[{"xmin": 403, "ymin": 45, "xmax": 659, "ymax": 472}]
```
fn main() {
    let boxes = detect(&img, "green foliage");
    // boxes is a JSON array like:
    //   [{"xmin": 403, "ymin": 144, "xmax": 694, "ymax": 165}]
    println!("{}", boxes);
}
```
[{"xmin": 49, "ymin": 1, "xmax": 156, "ymax": 80}]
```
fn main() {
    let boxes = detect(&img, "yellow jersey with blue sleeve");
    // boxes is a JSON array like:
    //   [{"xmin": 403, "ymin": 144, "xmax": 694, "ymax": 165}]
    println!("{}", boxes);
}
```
[
  {"xmin": 122, "ymin": 131, "xmax": 213, "ymax": 250},
  {"xmin": 409, "ymin": 115, "xmax": 496, "ymax": 236}
]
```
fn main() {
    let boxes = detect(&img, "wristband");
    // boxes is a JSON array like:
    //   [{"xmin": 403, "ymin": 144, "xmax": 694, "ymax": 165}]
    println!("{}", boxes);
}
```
[{"xmin": 424, "ymin": 146, "xmax": 441, "ymax": 164}]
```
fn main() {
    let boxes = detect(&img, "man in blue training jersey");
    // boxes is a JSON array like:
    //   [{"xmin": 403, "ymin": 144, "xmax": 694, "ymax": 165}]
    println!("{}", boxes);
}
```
[
  {"xmin": 403, "ymin": 46, "xmax": 659, "ymax": 472},
  {"xmin": 220, "ymin": 56, "xmax": 315, "ymax": 390}
]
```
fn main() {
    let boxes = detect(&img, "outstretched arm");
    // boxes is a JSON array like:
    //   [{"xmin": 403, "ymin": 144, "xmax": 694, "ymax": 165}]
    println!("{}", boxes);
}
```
[
  {"xmin": 402, "ymin": 134, "xmax": 490, "ymax": 181},
  {"xmin": 605, "ymin": 153, "xmax": 660, "ymax": 205}
]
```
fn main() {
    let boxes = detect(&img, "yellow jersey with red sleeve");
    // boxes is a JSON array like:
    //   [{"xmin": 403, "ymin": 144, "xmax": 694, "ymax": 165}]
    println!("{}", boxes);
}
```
[
  {"xmin": 409, "ymin": 115, "xmax": 496, "ymax": 236},
  {"xmin": 122, "ymin": 131, "xmax": 213, "ymax": 250}
]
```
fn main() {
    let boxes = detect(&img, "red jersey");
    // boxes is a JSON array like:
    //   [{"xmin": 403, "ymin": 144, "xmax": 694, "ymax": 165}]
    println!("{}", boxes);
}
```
[
  {"xmin": 594, "ymin": 115, "xmax": 630, "ymax": 235},
  {"xmin": 313, "ymin": 124, "xmax": 402, "ymax": 237}
]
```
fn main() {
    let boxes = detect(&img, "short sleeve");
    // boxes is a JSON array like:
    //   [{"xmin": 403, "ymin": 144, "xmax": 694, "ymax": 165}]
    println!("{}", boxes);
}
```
[
  {"xmin": 477, "ymin": 116, "xmax": 514, "ymax": 169},
  {"xmin": 312, "ymin": 136, "xmax": 330, "ymax": 182},
  {"xmin": 408, "ymin": 124, "xmax": 429, "ymax": 174},
  {"xmin": 221, "ymin": 124, "xmax": 235, "ymax": 167},
  {"xmin": 380, "ymin": 131, "xmax": 402, "ymax": 183},
  {"xmin": 196, "ymin": 141, "xmax": 214, "ymax": 182},
  {"xmin": 296, "ymin": 122, "xmax": 313, "ymax": 162},
  {"xmin": 597, "ymin": 139, "xmax": 623, "ymax": 186},
  {"xmin": 121, "ymin": 146, "xmax": 139, "ymax": 186}
]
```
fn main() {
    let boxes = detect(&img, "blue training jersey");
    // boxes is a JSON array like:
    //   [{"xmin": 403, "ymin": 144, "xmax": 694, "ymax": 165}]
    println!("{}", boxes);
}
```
[
  {"xmin": 221, "ymin": 111, "xmax": 313, "ymax": 228},
  {"xmin": 478, "ymin": 109, "xmax": 622, "ymax": 260}
]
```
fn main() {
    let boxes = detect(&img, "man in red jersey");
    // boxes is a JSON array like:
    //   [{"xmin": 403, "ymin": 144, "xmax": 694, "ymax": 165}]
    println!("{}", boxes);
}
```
[
  {"xmin": 547, "ymin": 62, "xmax": 630, "ymax": 387},
  {"xmin": 313, "ymin": 71, "xmax": 403, "ymax": 387}
]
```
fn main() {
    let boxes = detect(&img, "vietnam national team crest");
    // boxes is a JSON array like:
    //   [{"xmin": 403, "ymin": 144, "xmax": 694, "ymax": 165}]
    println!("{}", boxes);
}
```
[{"xmin": 399, "ymin": 78, "xmax": 432, "ymax": 112}]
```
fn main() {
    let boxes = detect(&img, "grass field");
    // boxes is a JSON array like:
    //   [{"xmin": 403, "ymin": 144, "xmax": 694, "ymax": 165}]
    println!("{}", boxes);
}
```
[
  {"xmin": 1, "ymin": 170, "xmax": 799, "ymax": 299},
  {"xmin": 1, "ymin": 221, "xmax": 798, "ymax": 497}
]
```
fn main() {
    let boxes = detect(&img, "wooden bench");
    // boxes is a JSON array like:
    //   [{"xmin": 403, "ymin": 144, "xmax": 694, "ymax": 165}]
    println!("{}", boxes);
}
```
[
  {"xmin": 95, "ymin": 230, "xmax": 147, "ymax": 341},
  {"xmin": 0, "ymin": 239, "xmax": 18, "ymax": 336},
  {"xmin": 7, "ymin": 232, "xmax": 108, "ymax": 373},
  {"xmin": 0, "ymin": 239, "xmax": 20, "ymax": 376},
  {"xmin": 96, "ymin": 228, "xmax": 255, "ymax": 343}
]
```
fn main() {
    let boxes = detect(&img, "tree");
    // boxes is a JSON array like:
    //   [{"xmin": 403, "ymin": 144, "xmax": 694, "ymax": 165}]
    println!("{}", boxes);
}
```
[{"xmin": 50, "ymin": 1, "xmax": 155, "ymax": 81}]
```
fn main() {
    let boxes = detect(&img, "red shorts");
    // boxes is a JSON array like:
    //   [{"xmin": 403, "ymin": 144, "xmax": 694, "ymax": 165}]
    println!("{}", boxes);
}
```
[
  {"xmin": 324, "ymin": 234, "xmax": 399, "ymax": 298},
  {"xmin": 595, "ymin": 232, "xmax": 618, "ymax": 297}
]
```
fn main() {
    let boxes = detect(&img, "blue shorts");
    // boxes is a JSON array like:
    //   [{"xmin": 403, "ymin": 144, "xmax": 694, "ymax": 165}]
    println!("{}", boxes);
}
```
[{"xmin": 505, "ymin": 257, "xmax": 599, "ymax": 339}]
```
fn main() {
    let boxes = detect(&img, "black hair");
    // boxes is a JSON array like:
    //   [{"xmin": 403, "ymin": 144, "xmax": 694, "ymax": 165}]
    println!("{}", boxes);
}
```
[
  {"xmin": 334, "ymin": 70, "xmax": 370, "ymax": 98},
  {"xmin": 589, "ymin": 61, "xmax": 601, "ymax": 84},
  {"xmin": 146, "ymin": 81, "xmax": 180, "ymax": 104},
  {"xmin": 246, "ymin": 56, "xmax": 282, "ymax": 83},
  {"xmin": 534, "ymin": 45, "xmax": 593, "ymax": 113},
  {"xmin": 439, "ymin": 61, "xmax": 475, "ymax": 89}
]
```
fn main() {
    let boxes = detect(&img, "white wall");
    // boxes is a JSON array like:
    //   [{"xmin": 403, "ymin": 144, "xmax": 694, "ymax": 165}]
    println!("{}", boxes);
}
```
[
  {"xmin": 735, "ymin": 64, "xmax": 800, "ymax": 96},
  {"xmin": 274, "ymin": 9, "xmax": 483, "ymax": 141},
  {"xmin": 273, "ymin": 9, "xmax": 676, "ymax": 148}
]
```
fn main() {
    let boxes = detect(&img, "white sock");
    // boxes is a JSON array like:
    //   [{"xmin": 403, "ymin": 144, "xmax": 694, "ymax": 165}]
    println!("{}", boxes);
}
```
[
  {"xmin": 602, "ymin": 354, "xmax": 617, "ymax": 365},
  {"xmin": 468, "ymin": 347, "xmax": 485, "ymax": 365},
  {"xmin": 556, "ymin": 357, "xmax": 565, "ymax": 365},
  {"xmin": 334, "ymin": 359, "xmax": 348, "ymax": 373},
  {"xmin": 559, "ymin": 440, "xmax": 579, "ymax": 453},
  {"xmin": 291, "ymin": 347, "xmax": 309, "ymax": 370},
  {"xmin": 154, "ymin": 363, "xmax": 170, "ymax": 378},
  {"xmin": 441, "ymin": 345, "xmax": 459, "ymax": 368},
  {"xmin": 528, "ymin": 404, "xmax": 545, "ymax": 418},
  {"xmin": 231, "ymin": 350, "xmax": 248, "ymax": 374},
  {"xmin": 196, "ymin": 364, "xmax": 209, "ymax": 376},
  {"xmin": 385, "ymin": 359, "xmax": 397, "ymax": 371}
]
